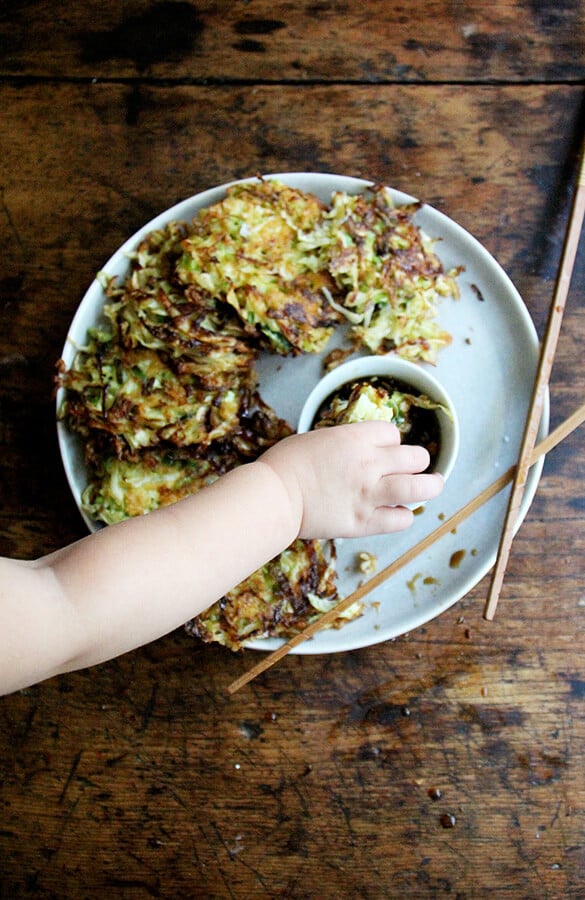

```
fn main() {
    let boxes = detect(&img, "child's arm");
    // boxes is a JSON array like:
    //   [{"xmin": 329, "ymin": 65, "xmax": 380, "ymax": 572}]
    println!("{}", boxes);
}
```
[{"xmin": 0, "ymin": 421, "xmax": 443, "ymax": 695}]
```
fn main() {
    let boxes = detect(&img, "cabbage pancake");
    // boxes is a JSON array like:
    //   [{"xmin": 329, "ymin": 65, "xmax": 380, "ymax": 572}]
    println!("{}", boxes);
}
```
[
  {"xmin": 100, "ymin": 221, "xmax": 257, "ymax": 389},
  {"xmin": 177, "ymin": 180, "xmax": 340, "ymax": 355},
  {"xmin": 309, "ymin": 185, "xmax": 460, "ymax": 363},
  {"xmin": 187, "ymin": 539, "xmax": 363, "ymax": 650},
  {"xmin": 81, "ymin": 448, "xmax": 227, "ymax": 524},
  {"xmin": 60, "ymin": 340, "xmax": 257, "ymax": 455},
  {"xmin": 79, "ymin": 393, "xmax": 293, "ymax": 524}
]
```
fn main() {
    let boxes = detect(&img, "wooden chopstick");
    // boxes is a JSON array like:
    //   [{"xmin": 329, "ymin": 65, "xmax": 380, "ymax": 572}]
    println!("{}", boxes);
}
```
[
  {"xmin": 484, "ymin": 136, "xmax": 585, "ymax": 620},
  {"xmin": 227, "ymin": 401, "xmax": 585, "ymax": 695}
]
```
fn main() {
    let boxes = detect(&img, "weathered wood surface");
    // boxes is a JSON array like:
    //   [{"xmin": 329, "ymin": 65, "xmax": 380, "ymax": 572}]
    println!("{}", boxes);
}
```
[
  {"xmin": 1, "ymin": 0, "xmax": 584, "ymax": 83},
  {"xmin": 1, "ymin": 1, "xmax": 584, "ymax": 896}
]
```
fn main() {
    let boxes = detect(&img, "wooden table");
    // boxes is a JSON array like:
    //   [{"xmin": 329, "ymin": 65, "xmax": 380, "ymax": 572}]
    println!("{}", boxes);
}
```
[{"xmin": 1, "ymin": 2, "xmax": 584, "ymax": 895}]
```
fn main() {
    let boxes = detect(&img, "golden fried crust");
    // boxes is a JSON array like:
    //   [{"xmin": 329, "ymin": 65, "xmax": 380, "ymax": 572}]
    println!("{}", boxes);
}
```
[
  {"xmin": 185, "ymin": 539, "xmax": 352, "ymax": 650},
  {"xmin": 322, "ymin": 186, "xmax": 458, "ymax": 361},
  {"xmin": 178, "ymin": 180, "xmax": 340, "ymax": 354},
  {"xmin": 114, "ymin": 286, "xmax": 257, "ymax": 389},
  {"xmin": 59, "ymin": 343, "xmax": 251, "ymax": 455}
]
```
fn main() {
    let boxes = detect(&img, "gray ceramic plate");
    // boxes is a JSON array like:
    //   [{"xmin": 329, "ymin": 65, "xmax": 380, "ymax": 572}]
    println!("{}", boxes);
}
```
[{"xmin": 57, "ymin": 173, "xmax": 548, "ymax": 653}]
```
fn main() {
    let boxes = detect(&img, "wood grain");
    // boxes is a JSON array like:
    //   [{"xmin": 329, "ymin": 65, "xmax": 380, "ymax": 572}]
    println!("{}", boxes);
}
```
[
  {"xmin": 0, "ymin": 2, "xmax": 584, "ymax": 896},
  {"xmin": 1, "ymin": 0, "xmax": 584, "ymax": 83}
]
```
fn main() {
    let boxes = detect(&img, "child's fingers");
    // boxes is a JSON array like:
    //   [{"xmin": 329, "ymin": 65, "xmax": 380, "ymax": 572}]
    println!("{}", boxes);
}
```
[
  {"xmin": 379, "ymin": 444, "xmax": 431, "ymax": 475},
  {"xmin": 378, "ymin": 471, "xmax": 444, "ymax": 507},
  {"xmin": 365, "ymin": 419, "xmax": 403, "ymax": 447},
  {"xmin": 365, "ymin": 504, "xmax": 414, "ymax": 535}
]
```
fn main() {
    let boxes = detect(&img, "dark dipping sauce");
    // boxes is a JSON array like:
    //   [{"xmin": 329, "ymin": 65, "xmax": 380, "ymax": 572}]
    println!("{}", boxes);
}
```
[{"xmin": 314, "ymin": 376, "xmax": 442, "ymax": 472}]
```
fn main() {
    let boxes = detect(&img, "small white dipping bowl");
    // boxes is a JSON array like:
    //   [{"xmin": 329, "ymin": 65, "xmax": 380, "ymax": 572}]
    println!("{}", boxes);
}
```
[{"xmin": 297, "ymin": 355, "xmax": 459, "ymax": 483}]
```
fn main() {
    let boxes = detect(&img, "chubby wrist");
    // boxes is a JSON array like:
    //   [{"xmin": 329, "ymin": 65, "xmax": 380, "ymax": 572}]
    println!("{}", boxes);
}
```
[{"xmin": 251, "ymin": 456, "xmax": 304, "ymax": 544}]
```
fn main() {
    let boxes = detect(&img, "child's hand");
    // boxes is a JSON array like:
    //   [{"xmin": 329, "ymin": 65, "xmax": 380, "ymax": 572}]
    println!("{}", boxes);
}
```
[{"xmin": 259, "ymin": 420, "xmax": 444, "ymax": 539}]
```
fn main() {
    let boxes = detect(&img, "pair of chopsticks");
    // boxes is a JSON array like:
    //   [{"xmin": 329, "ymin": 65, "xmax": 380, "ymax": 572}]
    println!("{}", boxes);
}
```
[
  {"xmin": 227, "ymin": 137, "xmax": 585, "ymax": 696},
  {"xmin": 484, "ymin": 135, "xmax": 585, "ymax": 619},
  {"xmin": 227, "ymin": 402, "xmax": 585, "ymax": 695}
]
